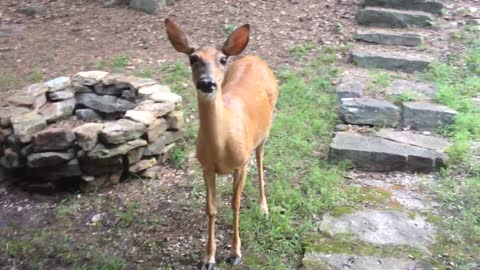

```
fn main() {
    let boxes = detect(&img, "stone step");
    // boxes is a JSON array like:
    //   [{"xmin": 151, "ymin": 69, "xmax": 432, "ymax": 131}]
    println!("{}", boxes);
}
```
[
  {"xmin": 402, "ymin": 102, "xmax": 458, "ymax": 131},
  {"xmin": 357, "ymin": 7, "xmax": 434, "ymax": 29},
  {"xmin": 386, "ymin": 79, "xmax": 436, "ymax": 100},
  {"xmin": 355, "ymin": 29, "xmax": 424, "ymax": 46},
  {"xmin": 339, "ymin": 97, "xmax": 400, "ymax": 127},
  {"xmin": 364, "ymin": 0, "xmax": 445, "ymax": 15},
  {"xmin": 303, "ymin": 209, "xmax": 437, "ymax": 269},
  {"xmin": 329, "ymin": 132, "xmax": 447, "ymax": 172},
  {"xmin": 351, "ymin": 48, "xmax": 434, "ymax": 73}
]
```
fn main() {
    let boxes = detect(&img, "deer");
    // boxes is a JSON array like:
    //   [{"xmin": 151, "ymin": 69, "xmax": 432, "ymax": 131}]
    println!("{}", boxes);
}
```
[{"xmin": 164, "ymin": 19, "xmax": 279, "ymax": 269}]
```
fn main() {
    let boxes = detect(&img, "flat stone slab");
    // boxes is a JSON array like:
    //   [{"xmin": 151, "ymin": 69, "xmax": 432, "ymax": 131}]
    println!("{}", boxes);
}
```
[
  {"xmin": 303, "ymin": 252, "xmax": 416, "ymax": 270},
  {"xmin": 402, "ymin": 102, "xmax": 458, "ymax": 131},
  {"xmin": 319, "ymin": 209, "xmax": 436, "ymax": 250},
  {"xmin": 352, "ymin": 49, "xmax": 433, "ymax": 73},
  {"xmin": 45, "ymin": 76, "xmax": 71, "ymax": 92},
  {"xmin": 329, "ymin": 132, "xmax": 447, "ymax": 172},
  {"xmin": 88, "ymin": 139, "xmax": 147, "ymax": 159},
  {"xmin": 357, "ymin": 7, "xmax": 434, "ymax": 28},
  {"xmin": 32, "ymin": 127, "xmax": 76, "ymax": 152},
  {"xmin": 76, "ymin": 93, "xmax": 136, "ymax": 113},
  {"xmin": 339, "ymin": 98, "xmax": 399, "ymax": 127},
  {"xmin": 73, "ymin": 70, "xmax": 109, "ymax": 86},
  {"xmin": 11, "ymin": 112, "xmax": 47, "ymax": 143},
  {"xmin": 100, "ymin": 119, "xmax": 146, "ymax": 144},
  {"xmin": 73, "ymin": 123, "xmax": 104, "ymax": 152},
  {"xmin": 375, "ymin": 129, "xmax": 449, "ymax": 150},
  {"xmin": 27, "ymin": 150, "xmax": 75, "ymax": 168},
  {"xmin": 364, "ymin": 0, "xmax": 445, "ymax": 15},
  {"xmin": 336, "ymin": 69, "xmax": 367, "ymax": 101},
  {"xmin": 39, "ymin": 99, "xmax": 76, "ymax": 123},
  {"xmin": 362, "ymin": 179, "xmax": 430, "ymax": 210},
  {"xmin": 0, "ymin": 106, "xmax": 32, "ymax": 128},
  {"xmin": 138, "ymin": 84, "xmax": 171, "ymax": 97},
  {"xmin": 386, "ymin": 79, "xmax": 436, "ymax": 100},
  {"xmin": 355, "ymin": 29, "xmax": 423, "ymax": 46}
]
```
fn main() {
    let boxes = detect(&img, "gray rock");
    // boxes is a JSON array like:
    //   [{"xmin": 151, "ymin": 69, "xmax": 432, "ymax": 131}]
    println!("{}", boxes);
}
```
[
  {"xmin": 76, "ymin": 93, "xmax": 136, "ymax": 113},
  {"xmin": 364, "ymin": 0, "xmax": 445, "ymax": 15},
  {"xmin": 142, "ymin": 165, "xmax": 161, "ymax": 179},
  {"xmin": 149, "ymin": 92, "xmax": 183, "ymax": 105},
  {"xmin": 100, "ymin": 119, "xmax": 146, "ymax": 144},
  {"xmin": 94, "ymin": 84, "xmax": 126, "ymax": 95},
  {"xmin": 165, "ymin": 111, "xmax": 184, "ymax": 130},
  {"xmin": 11, "ymin": 112, "xmax": 47, "ymax": 143},
  {"xmin": 24, "ymin": 83, "xmax": 48, "ymax": 96},
  {"xmin": 329, "ymin": 132, "xmax": 447, "ymax": 172},
  {"xmin": 402, "ymin": 102, "xmax": 457, "ymax": 131},
  {"xmin": 0, "ymin": 127, "xmax": 13, "ymax": 143},
  {"xmin": 79, "ymin": 156, "xmax": 123, "ymax": 176},
  {"xmin": 127, "ymin": 146, "xmax": 146, "ymax": 164},
  {"xmin": 362, "ymin": 179, "xmax": 430, "ymax": 210},
  {"xmin": 129, "ymin": 0, "xmax": 167, "ymax": 14},
  {"xmin": 351, "ymin": 48, "xmax": 433, "ymax": 73},
  {"xmin": 135, "ymin": 100, "xmax": 175, "ymax": 117},
  {"xmin": 339, "ymin": 98, "xmax": 399, "ymax": 127},
  {"xmin": 33, "ymin": 159, "xmax": 82, "ymax": 180},
  {"xmin": 7, "ymin": 92, "xmax": 46, "ymax": 110},
  {"xmin": 45, "ymin": 76, "xmax": 71, "ymax": 92},
  {"xmin": 386, "ymin": 79, "xmax": 436, "ymax": 100},
  {"xmin": 0, "ymin": 106, "xmax": 32, "ymax": 128},
  {"xmin": 0, "ymin": 148, "xmax": 24, "ymax": 168},
  {"xmin": 336, "ymin": 70, "xmax": 367, "ymax": 101},
  {"xmin": 104, "ymin": 0, "xmax": 129, "ymax": 7},
  {"xmin": 144, "ymin": 130, "xmax": 183, "ymax": 155},
  {"xmin": 129, "ymin": 158, "xmax": 157, "ymax": 173},
  {"xmin": 80, "ymin": 170, "xmax": 123, "ymax": 192},
  {"xmin": 75, "ymin": 109, "xmax": 103, "ymax": 121},
  {"xmin": 355, "ymin": 29, "xmax": 423, "ymax": 46},
  {"xmin": 357, "ymin": 7, "xmax": 434, "ymax": 28},
  {"xmin": 303, "ymin": 253, "xmax": 416, "ymax": 270},
  {"xmin": 375, "ymin": 129, "xmax": 449, "ymax": 150},
  {"xmin": 465, "ymin": 18, "xmax": 480, "ymax": 26},
  {"xmin": 121, "ymin": 89, "xmax": 136, "ymax": 102},
  {"xmin": 73, "ymin": 71, "xmax": 109, "ymax": 86},
  {"xmin": 125, "ymin": 110, "xmax": 157, "ymax": 126},
  {"xmin": 73, "ymin": 82, "xmax": 94, "ymax": 93},
  {"xmin": 39, "ymin": 99, "xmax": 76, "ymax": 123},
  {"xmin": 27, "ymin": 150, "xmax": 75, "ymax": 168},
  {"xmin": 88, "ymin": 139, "xmax": 147, "ymax": 159},
  {"xmin": 32, "ymin": 127, "xmax": 76, "ymax": 152},
  {"xmin": 138, "ymin": 84, "xmax": 171, "ymax": 97},
  {"xmin": 146, "ymin": 118, "xmax": 168, "ymax": 142},
  {"xmin": 73, "ymin": 123, "xmax": 104, "ymax": 152},
  {"xmin": 47, "ymin": 88, "xmax": 74, "ymax": 101},
  {"xmin": 319, "ymin": 209, "xmax": 436, "ymax": 250}
]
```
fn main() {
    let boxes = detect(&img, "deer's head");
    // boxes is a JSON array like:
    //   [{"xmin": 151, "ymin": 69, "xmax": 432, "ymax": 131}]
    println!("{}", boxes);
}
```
[{"xmin": 164, "ymin": 18, "xmax": 250, "ymax": 97}]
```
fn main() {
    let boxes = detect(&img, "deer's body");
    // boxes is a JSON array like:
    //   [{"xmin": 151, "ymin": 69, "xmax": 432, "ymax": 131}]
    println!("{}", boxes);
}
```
[
  {"xmin": 165, "ymin": 19, "xmax": 278, "ymax": 269},
  {"xmin": 197, "ymin": 55, "xmax": 278, "ymax": 175}
]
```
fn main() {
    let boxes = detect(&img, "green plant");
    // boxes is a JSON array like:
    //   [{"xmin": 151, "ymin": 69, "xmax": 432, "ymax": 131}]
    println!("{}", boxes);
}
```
[
  {"xmin": 170, "ymin": 147, "xmax": 188, "ymax": 169},
  {"xmin": 288, "ymin": 42, "xmax": 316, "ymax": 59},
  {"xmin": 223, "ymin": 24, "xmax": 237, "ymax": 36},
  {"xmin": 116, "ymin": 203, "xmax": 139, "ymax": 228},
  {"xmin": 27, "ymin": 67, "xmax": 44, "ymax": 83},
  {"xmin": 112, "ymin": 53, "xmax": 130, "ymax": 72}
]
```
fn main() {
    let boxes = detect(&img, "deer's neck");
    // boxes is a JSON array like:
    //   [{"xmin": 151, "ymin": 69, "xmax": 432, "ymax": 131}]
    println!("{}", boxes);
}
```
[{"xmin": 197, "ymin": 91, "xmax": 230, "ymax": 147}]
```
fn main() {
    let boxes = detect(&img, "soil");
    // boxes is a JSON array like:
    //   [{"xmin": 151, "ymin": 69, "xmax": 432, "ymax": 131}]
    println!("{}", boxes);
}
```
[{"xmin": 0, "ymin": 0, "xmax": 479, "ymax": 269}]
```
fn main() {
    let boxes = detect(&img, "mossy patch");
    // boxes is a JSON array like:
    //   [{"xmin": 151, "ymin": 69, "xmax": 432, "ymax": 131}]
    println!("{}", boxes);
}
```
[
  {"xmin": 346, "ymin": 186, "xmax": 392, "ymax": 205},
  {"xmin": 329, "ymin": 205, "xmax": 359, "ymax": 217}
]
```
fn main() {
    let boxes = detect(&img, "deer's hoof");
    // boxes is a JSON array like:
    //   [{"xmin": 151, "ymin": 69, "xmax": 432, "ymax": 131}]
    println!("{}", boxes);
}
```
[
  {"xmin": 198, "ymin": 262, "xmax": 215, "ymax": 270},
  {"xmin": 227, "ymin": 256, "xmax": 242, "ymax": 266}
]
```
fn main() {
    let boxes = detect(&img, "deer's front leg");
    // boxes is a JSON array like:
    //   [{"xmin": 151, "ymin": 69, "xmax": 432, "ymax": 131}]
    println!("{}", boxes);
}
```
[
  {"xmin": 201, "ymin": 170, "xmax": 217, "ymax": 270},
  {"xmin": 230, "ymin": 164, "xmax": 248, "ymax": 265}
]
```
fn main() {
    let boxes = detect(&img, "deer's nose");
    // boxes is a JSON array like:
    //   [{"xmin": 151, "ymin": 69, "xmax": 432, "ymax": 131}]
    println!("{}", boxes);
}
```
[{"xmin": 196, "ymin": 79, "xmax": 217, "ymax": 93}]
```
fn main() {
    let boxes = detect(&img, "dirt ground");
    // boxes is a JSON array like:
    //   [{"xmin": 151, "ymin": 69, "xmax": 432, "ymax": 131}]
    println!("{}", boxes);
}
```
[{"xmin": 1, "ymin": 0, "xmax": 478, "ymax": 269}]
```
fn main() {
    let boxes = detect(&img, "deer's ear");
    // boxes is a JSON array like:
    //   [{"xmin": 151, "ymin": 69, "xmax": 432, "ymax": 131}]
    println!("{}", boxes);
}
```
[
  {"xmin": 222, "ymin": 24, "xmax": 250, "ymax": 56},
  {"xmin": 165, "ymin": 18, "xmax": 196, "ymax": 55}
]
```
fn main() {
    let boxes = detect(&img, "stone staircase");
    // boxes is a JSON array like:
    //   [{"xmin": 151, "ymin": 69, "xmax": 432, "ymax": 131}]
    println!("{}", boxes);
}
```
[{"xmin": 302, "ymin": 0, "xmax": 459, "ymax": 268}]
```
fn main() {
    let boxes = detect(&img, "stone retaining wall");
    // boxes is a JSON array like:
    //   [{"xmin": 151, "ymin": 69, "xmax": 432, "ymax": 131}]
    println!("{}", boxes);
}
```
[{"xmin": 0, "ymin": 71, "xmax": 185, "ymax": 192}]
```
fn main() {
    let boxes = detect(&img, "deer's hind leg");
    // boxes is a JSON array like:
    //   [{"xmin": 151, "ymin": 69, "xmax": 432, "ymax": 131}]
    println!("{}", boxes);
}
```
[
  {"xmin": 255, "ymin": 139, "xmax": 269, "ymax": 215},
  {"xmin": 229, "ymin": 163, "xmax": 248, "ymax": 265}
]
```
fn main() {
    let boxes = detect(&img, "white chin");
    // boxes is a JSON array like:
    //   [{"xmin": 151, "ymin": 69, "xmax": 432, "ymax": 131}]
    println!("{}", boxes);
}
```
[{"xmin": 197, "ymin": 90, "xmax": 216, "ymax": 100}]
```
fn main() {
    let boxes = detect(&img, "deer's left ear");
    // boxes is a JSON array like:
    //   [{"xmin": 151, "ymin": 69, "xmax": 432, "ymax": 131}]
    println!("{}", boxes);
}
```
[
  {"xmin": 222, "ymin": 24, "xmax": 250, "ymax": 56},
  {"xmin": 165, "ymin": 18, "xmax": 196, "ymax": 55}
]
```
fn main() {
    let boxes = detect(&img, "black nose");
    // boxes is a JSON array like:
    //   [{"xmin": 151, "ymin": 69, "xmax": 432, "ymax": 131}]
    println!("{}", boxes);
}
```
[{"xmin": 196, "ymin": 79, "xmax": 217, "ymax": 93}]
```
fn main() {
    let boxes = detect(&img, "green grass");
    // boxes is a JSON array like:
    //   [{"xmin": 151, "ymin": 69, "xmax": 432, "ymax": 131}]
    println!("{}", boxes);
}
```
[
  {"xmin": 419, "ymin": 33, "xmax": 480, "ymax": 268},
  {"xmin": 26, "ymin": 67, "xmax": 44, "ymax": 83},
  {"xmin": 112, "ymin": 53, "xmax": 130, "ymax": 72},
  {"xmin": 288, "ymin": 42, "xmax": 316, "ymax": 59},
  {"xmin": 368, "ymin": 69, "xmax": 391, "ymax": 90}
]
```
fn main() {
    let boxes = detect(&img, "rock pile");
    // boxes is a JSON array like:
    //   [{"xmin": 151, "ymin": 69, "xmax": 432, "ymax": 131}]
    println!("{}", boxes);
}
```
[{"xmin": 0, "ymin": 71, "xmax": 184, "ymax": 192}]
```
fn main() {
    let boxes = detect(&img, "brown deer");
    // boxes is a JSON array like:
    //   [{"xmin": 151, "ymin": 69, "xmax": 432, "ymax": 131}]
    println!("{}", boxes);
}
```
[{"xmin": 165, "ymin": 18, "xmax": 279, "ymax": 269}]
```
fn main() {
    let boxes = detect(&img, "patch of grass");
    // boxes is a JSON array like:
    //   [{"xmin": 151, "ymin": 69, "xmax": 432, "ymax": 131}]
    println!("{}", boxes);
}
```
[
  {"xmin": 420, "ymin": 33, "xmax": 480, "ymax": 268},
  {"xmin": 288, "ymin": 42, "xmax": 316, "ymax": 59},
  {"xmin": 116, "ymin": 202, "xmax": 140, "ymax": 228},
  {"xmin": 112, "ymin": 52, "xmax": 130, "ymax": 72},
  {"xmin": 390, "ymin": 91, "xmax": 421, "ymax": 105},
  {"xmin": 170, "ymin": 147, "xmax": 188, "ymax": 169},
  {"xmin": 93, "ymin": 58, "xmax": 106, "ymax": 70},
  {"xmin": 26, "ymin": 67, "xmax": 44, "ymax": 83},
  {"xmin": 368, "ymin": 69, "xmax": 391, "ymax": 90},
  {"xmin": 0, "ymin": 74, "xmax": 15, "ymax": 90},
  {"xmin": 223, "ymin": 24, "xmax": 237, "ymax": 36}
]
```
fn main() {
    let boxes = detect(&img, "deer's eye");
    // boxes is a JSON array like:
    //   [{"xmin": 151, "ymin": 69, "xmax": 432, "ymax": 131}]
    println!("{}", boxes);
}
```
[
  {"xmin": 189, "ymin": 55, "xmax": 199, "ymax": 64},
  {"xmin": 220, "ymin": 56, "xmax": 228, "ymax": 65}
]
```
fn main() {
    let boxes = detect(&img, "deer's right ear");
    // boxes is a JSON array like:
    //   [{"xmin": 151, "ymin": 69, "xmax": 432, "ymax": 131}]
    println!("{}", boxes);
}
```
[{"xmin": 164, "ymin": 18, "xmax": 195, "ymax": 55}]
